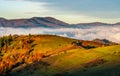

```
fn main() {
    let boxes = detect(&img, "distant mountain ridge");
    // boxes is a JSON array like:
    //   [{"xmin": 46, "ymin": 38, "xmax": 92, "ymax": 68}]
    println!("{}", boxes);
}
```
[
  {"xmin": 77, "ymin": 22, "xmax": 110, "ymax": 26},
  {"xmin": 0, "ymin": 17, "xmax": 120, "ymax": 28},
  {"xmin": 92, "ymin": 38, "xmax": 118, "ymax": 45},
  {"xmin": 0, "ymin": 17, "xmax": 69, "ymax": 28}
]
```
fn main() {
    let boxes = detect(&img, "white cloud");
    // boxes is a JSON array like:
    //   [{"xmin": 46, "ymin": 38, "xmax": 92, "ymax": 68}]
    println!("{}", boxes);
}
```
[
  {"xmin": 0, "ymin": 0, "xmax": 50, "ymax": 19},
  {"xmin": 0, "ymin": 26, "xmax": 120, "ymax": 43}
]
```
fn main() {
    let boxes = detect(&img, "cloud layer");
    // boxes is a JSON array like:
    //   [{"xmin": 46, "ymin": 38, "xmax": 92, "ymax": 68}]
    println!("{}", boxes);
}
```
[{"xmin": 0, "ymin": 26, "xmax": 120, "ymax": 43}]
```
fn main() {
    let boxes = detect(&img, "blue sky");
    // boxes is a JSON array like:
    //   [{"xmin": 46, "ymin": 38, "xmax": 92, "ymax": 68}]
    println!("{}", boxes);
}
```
[{"xmin": 0, "ymin": 0, "xmax": 120, "ymax": 23}]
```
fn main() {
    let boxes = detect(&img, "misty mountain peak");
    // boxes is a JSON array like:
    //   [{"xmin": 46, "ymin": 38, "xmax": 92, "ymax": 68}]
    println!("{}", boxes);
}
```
[{"xmin": 0, "ymin": 17, "xmax": 7, "ymax": 22}]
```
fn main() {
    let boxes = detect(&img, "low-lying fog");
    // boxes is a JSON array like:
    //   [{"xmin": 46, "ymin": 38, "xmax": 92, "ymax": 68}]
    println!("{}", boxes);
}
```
[{"xmin": 0, "ymin": 26, "xmax": 120, "ymax": 43}]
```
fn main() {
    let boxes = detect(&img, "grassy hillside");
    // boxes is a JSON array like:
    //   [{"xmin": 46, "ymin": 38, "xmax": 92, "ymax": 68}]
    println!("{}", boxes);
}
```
[
  {"xmin": 93, "ymin": 45, "xmax": 120, "ymax": 55},
  {"xmin": 17, "ymin": 46, "xmax": 120, "ymax": 76},
  {"xmin": 0, "ymin": 34, "xmax": 120, "ymax": 76}
]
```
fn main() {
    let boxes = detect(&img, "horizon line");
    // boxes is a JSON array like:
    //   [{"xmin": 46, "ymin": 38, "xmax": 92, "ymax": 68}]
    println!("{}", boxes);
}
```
[{"xmin": 0, "ymin": 16, "xmax": 120, "ymax": 25}]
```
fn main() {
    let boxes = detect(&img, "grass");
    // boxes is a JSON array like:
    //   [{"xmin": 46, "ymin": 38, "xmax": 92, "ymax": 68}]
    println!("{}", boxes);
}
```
[
  {"xmin": 93, "ymin": 45, "xmax": 120, "ymax": 55},
  {"xmin": 36, "ymin": 45, "xmax": 120, "ymax": 76},
  {"xmin": 27, "ymin": 47, "xmax": 120, "ymax": 76},
  {"xmin": 0, "ymin": 34, "xmax": 120, "ymax": 76}
]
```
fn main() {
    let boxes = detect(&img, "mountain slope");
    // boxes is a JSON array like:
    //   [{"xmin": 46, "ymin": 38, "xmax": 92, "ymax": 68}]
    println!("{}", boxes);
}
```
[
  {"xmin": 0, "ymin": 17, "xmax": 120, "ymax": 28},
  {"xmin": 0, "ymin": 18, "xmax": 6, "ymax": 22},
  {"xmin": 13, "ymin": 45, "xmax": 120, "ymax": 76},
  {"xmin": 77, "ymin": 22, "xmax": 110, "ymax": 26},
  {"xmin": 0, "ymin": 34, "xmax": 120, "ymax": 76},
  {"xmin": 72, "ymin": 22, "xmax": 120, "ymax": 28},
  {"xmin": 92, "ymin": 39, "xmax": 117, "ymax": 45},
  {"xmin": 0, "ymin": 17, "xmax": 69, "ymax": 28}
]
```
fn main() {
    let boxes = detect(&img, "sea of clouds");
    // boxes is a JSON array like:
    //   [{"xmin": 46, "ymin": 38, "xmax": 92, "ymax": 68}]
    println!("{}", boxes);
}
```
[{"xmin": 0, "ymin": 26, "xmax": 120, "ymax": 43}]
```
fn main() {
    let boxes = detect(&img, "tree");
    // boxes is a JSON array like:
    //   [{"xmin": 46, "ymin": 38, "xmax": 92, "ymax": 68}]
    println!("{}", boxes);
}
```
[
  {"xmin": 8, "ymin": 34, "xmax": 13, "ymax": 45},
  {"xmin": 0, "ymin": 38, "xmax": 5, "ymax": 51},
  {"xmin": 1, "ymin": 35, "xmax": 13, "ymax": 52},
  {"xmin": 0, "ymin": 38, "xmax": 4, "ymax": 48}
]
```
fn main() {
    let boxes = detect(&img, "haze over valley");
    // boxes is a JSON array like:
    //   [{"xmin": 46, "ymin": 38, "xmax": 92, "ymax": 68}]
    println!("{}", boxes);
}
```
[
  {"xmin": 0, "ymin": 17, "xmax": 120, "ymax": 43},
  {"xmin": 0, "ymin": 0, "xmax": 120, "ymax": 76}
]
